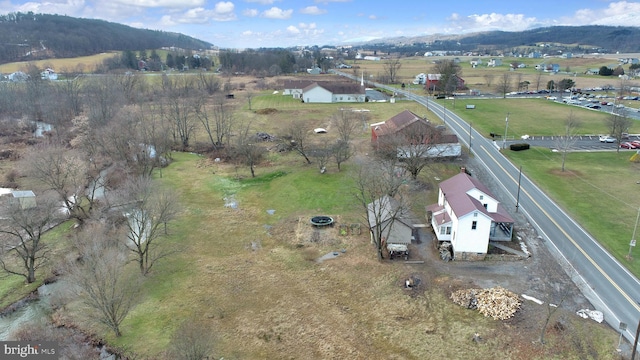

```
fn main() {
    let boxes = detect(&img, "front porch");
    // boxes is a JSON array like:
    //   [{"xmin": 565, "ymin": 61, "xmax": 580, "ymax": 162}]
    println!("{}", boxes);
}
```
[{"xmin": 489, "ymin": 221, "xmax": 513, "ymax": 241}]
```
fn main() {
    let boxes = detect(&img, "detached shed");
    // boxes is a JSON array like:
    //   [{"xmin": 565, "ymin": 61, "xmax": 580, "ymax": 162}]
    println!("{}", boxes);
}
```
[
  {"xmin": 367, "ymin": 195, "xmax": 414, "ymax": 246},
  {"xmin": 12, "ymin": 190, "xmax": 36, "ymax": 209}
]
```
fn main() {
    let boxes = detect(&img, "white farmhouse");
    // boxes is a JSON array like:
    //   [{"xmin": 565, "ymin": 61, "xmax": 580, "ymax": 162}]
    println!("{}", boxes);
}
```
[
  {"xmin": 427, "ymin": 170, "xmax": 514, "ymax": 260},
  {"xmin": 302, "ymin": 82, "xmax": 365, "ymax": 103}
]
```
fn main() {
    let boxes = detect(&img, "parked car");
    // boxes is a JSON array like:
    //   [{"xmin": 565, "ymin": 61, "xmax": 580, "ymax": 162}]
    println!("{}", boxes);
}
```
[
  {"xmin": 631, "ymin": 140, "xmax": 640, "ymax": 147},
  {"xmin": 620, "ymin": 142, "xmax": 636, "ymax": 149},
  {"xmin": 600, "ymin": 136, "xmax": 616, "ymax": 143}
]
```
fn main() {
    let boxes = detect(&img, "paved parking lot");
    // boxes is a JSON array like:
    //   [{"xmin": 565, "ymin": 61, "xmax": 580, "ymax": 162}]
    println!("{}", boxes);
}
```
[{"xmin": 504, "ymin": 135, "xmax": 640, "ymax": 151}]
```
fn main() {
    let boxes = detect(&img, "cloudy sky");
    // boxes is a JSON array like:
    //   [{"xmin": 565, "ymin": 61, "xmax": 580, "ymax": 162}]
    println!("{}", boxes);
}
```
[{"xmin": 2, "ymin": 0, "xmax": 640, "ymax": 48}]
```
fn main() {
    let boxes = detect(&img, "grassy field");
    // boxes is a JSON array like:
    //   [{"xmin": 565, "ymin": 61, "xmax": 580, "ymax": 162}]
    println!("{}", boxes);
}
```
[
  {"xmin": 92, "ymin": 152, "xmax": 616, "ymax": 359},
  {"xmin": 0, "ymin": 52, "xmax": 119, "ymax": 74},
  {"xmin": 435, "ymin": 97, "xmax": 634, "ymax": 137},
  {"xmin": 506, "ymin": 148, "xmax": 640, "ymax": 274}
]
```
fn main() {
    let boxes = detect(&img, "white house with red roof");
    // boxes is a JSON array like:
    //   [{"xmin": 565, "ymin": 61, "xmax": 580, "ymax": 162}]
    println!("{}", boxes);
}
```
[{"xmin": 427, "ymin": 170, "xmax": 514, "ymax": 260}]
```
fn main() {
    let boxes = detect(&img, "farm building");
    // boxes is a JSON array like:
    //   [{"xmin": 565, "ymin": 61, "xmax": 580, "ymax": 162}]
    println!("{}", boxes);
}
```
[{"xmin": 370, "ymin": 110, "xmax": 461, "ymax": 158}]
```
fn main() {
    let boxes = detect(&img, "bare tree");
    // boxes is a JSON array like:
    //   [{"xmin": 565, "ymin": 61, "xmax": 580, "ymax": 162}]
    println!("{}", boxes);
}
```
[
  {"xmin": 376, "ymin": 119, "xmax": 448, "ymax": 179},
  {"xmin": 196, "ymin": 71, "xmax": 221, "ymax": 95},
  {"xmin": 66, "ymin": 222, "xmax": 141, "ymax": 337},
  {"xmin": 0, "ymin": 194, "xmax": 63, "ymax": 283},
  {"xmin": 382, "ymin": 58, "xmax": 402, "ymax": 84},
  {"xmin": 84, "ymin": 76, "xmax": 125, "ymax": 127},
  {"xmin": 309, "ymin": 143, "xmax": 333, "ymax": 173},
  {"xmin": 234, "ymin": 123, "xmax": 265, "ymax": 178},
  {"xmin": 353, "ymin": 160, "xmax": 409, "ymax": 260},
  {"xmin": 483, "ymin": 74, "xmax": 495, "ymax": 88},
  {"xmin": 534, "ymin": 71, "xmax": 543, "ymax": 92},
  {"xmin": 431, "ymin": 59, "xmax": 462, "ymax": 94},
  {"xmin": 161, "ymin": 76, "xmax": 197, "ymax": 149},
  {"xmin": 195, "ymin": 94, "xmax": 234, "ymax": 149},
  {"xmin": 332, "ymin": 109, "xmax": 359, "ymax": 144},
  {"xmin": 22, "ymin": 143, "xmax": 94, "ymax": 222},
  {"xmin": 167, "ymin": 319, "xmax": 215, "ymax": 360},
  {"xmin": 554, "ymin": 111, "xmax": 581, "ymax": 172},
  {"xmin": 495, "ymin": 73, "xmax": 513, "ymax": 98},
  {"xmin": 332, "ymin": 140, "xmax": 351, "ymax": 171},
  {"xmin": 114, "ymin": 176, "xmax": 180, "ymax": 275},
  {"xmin": 246, "ymin": 90, "xmax": 255, "ymax": 111},
  {"xmin": 606, "ymin": 111, "xmax": 633, "ymax": 153},
  {"xmin": 284, "ymin": 120, "xmax": 312, "ymax": 164},
  {"xmin": 162, "ymin": 94, "xmax": 196, "ymax": 150}
]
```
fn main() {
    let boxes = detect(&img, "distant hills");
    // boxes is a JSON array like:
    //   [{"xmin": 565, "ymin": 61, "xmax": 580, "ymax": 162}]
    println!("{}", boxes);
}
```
[
  {"xmin": 0, "ymin": 12, "xmax": 213, "ymax": 65},
  {"xmin": 358, "ymin": 26, "xmax": 640, "ymax": 55},
  {"xmin": 1, "ymin": 12, "xmax": 639, "ymax": 67}
]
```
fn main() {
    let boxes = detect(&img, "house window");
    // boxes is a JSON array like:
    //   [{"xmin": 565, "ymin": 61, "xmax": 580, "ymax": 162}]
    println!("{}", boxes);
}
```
[
  {"xmin": 473, "ymin": 212, "xmax": 478, "ymax": 217},
  {"xmin": 440, "ymin": 227, "xmax": 446, "ymax": 235},
  {"xmin": 479, "ymin": 195, "xmax": 484, "ymax": 200},
  {"xmin": 483, "ymin": 204, "xmax": 488, "ymax": 209},
  {"xmin": 446, "ymin": 227, "xmax": 451, "ymax": 235},
  {"xmin": 471, "ymin": 221, "xmax": 477, "ymax": 230}
]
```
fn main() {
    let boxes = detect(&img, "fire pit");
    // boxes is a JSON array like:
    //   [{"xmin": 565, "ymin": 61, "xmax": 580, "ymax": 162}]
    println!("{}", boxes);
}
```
[{"xmin": 310, "ymin": 216, "xmax": 334, "ymax": 227}]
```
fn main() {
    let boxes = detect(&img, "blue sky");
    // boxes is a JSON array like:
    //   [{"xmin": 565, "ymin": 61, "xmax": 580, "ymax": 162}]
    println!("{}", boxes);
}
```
[{"xmin": 1, "ymin": 0, "xmax": 639, "ymax": 48}]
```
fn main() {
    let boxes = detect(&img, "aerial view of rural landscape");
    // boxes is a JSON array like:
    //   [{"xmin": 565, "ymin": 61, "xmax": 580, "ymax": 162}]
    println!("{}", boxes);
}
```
[{"xmin": 1, "ymin": 1, "xmax": 640, "ymax": 359}]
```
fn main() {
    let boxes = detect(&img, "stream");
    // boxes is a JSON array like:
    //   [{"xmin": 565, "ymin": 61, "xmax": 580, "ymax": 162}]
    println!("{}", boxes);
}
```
[{"xmin": 0, "ymin": 282, "xmax": 58, "ymax": 341}]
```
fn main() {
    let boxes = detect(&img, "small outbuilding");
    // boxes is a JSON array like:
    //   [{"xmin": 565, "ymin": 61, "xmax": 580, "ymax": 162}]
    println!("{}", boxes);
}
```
[{"xmin": 11, "ymin": 190, "xmax": 36, "ymax": 209}]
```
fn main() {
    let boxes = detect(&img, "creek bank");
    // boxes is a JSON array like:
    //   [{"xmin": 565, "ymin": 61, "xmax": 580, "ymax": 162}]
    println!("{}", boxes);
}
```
[{"xmin": 0, "ymin": 278, "xmax": 122, "ymax": 359}]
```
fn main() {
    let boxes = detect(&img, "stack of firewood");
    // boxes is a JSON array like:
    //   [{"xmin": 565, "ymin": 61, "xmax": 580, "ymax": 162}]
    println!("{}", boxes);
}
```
[{"xmin": 450, "ymin": 286, "xmax": 521, "ymax": 320}]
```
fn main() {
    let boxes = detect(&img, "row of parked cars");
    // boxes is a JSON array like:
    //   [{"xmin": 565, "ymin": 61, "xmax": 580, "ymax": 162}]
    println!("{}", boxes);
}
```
[
  {"xmin": 598, "ymin": 135, "xmax": 640, "ymax": 149},
  {"xmin": 620, "ymin": 141, "xmax": 640, "ymax": 149}
]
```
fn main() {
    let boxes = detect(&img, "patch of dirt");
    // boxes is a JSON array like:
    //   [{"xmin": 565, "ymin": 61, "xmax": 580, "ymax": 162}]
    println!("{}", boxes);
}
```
[{"xmin": 548, "ymin": 168, "xmax": 584, "ymax": 177}]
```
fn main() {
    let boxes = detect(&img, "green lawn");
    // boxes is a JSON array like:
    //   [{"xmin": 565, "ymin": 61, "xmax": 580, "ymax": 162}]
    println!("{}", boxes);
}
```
[
  {"xmin": 506, "ymin": 147, "xmax": 640, "ymax": 274},
  {"xmin": 438, "ymin": 97, "xmax": 633, "ymax": 137}
]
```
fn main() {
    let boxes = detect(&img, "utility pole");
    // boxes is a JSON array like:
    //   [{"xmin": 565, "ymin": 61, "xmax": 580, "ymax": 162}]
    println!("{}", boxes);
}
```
[
  {"xmin": 469, "ymin": 122, "xmax": 472, "ymax": 152},
  {"xmin": 503, "ymin": 112, "xmax": 510, "ymax": 149},
  {"xmin": 628, "ymin": 207, "xmax": 640, "ymax": 260},
  {"xmin": 516, "ymin": 165, "xmax": 522, "ymax": 212}
]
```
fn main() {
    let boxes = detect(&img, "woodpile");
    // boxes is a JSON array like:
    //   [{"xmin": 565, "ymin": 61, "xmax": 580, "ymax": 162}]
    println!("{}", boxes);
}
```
[{"xmin": 450, "ymin": 286, "xmax": 521, "ymax": 320}]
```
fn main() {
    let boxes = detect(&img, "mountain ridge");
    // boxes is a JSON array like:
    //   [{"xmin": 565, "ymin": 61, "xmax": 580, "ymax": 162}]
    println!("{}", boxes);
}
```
[{"xmin": 0, "ymin": 12, "xmax": 213, "ymax": 65}]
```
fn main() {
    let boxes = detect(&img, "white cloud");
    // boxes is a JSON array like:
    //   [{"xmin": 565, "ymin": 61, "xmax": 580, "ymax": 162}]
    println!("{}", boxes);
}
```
[
  {"xmin": 300, "ymin": 6, "xmax": 326, "ymax": 15},
  {"xmin": 110, "ymin": 0, "xmax": 204, "ymax": 8},
  {"xmin": 286, "ymin": 25, "xmax": 300, "ymax": 34},
  {"xmin": 368, "ymin": 14, "xmax": 377, "ymax": 20},
  {"xmin": 567, "ymin": 1, "xmax": 640, "ymax": 26},
  {"xmin": 243, "ymin": 8, "xmax": 258, "ymax": 17},
  {"xmin": 212, "ymin": 1, "xmax": 236, "ymax": 21},
  {"xmin": 448, "ymin": 12, "xmax": 539, "ymax": 32},
  {"xmin": 298, "ymin": 22, "xmax": 316, "ymax": 29},
  {"xmin": 314, "ymin": 0, "xmax": 351, "ymax": 3},
  {"xmin": 245, "ymin": 0, "xmax": 279, "ymax": 4},
  {"xmin": 261, "ymin": 7, "xmax": 292, "ymax": 19}
]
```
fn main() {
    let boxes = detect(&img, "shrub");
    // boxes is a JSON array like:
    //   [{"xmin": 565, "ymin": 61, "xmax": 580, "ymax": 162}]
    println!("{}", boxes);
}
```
[{"xmin": 510, "ymin": 143, "xmax": 530, "ymax": 151}]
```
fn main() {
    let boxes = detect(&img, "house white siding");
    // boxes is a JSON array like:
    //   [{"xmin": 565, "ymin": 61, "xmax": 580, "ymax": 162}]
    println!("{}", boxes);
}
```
[
  {"xmin": 304, "ymin": 86, "xmax": 333, "ymax": 103},
  {"xmin": 332, "ymin": 93, "xmax": 365, "ymax": 103},
  {"xmin": 466, "ymin": 188, "xmax": 498, "ymax": 212},
  {"xmin": 453, "ymin": 212, "xmax": 493, "ymax": 254}
]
